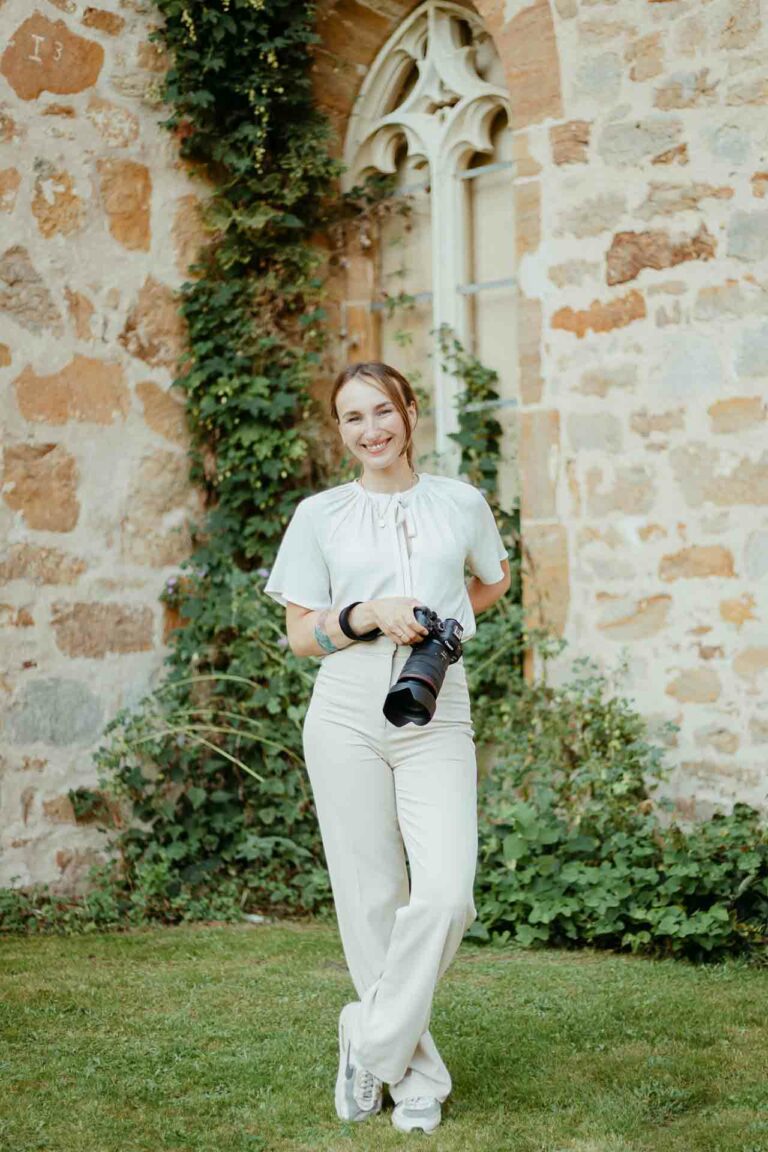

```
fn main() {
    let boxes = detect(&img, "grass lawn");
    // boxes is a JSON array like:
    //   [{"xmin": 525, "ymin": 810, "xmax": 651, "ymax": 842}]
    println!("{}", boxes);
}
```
[{"xmin": 1, "ymin": 921, "xmax": 767, "ymax": 1152}]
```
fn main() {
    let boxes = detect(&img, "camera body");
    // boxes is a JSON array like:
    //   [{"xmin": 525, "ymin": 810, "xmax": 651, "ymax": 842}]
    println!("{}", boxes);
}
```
[{"xmin": 382, "ymin": 606, "xmax": 464, "ymax": 727}]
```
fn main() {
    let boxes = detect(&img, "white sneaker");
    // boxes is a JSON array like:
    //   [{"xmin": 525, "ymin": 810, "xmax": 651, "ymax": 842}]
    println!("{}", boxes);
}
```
[
  {"xmin": 334, "ymin": 1002, "xmax": 383, "ymax": 1122},
  {"xmin": 392, "ymin": 1095, "xmax": 442, "ymax": 1134}
]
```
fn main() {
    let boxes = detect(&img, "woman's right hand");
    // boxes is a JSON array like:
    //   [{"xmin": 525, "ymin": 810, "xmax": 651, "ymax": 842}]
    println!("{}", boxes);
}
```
[{"xmin": 371, "ymin": 597, "xmax": 431, "ymax": 645}]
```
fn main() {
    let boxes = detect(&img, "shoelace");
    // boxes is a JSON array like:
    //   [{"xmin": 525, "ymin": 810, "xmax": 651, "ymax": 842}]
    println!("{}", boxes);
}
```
[
  {"xmin": 401, "ymin": 1095, "xmax": 436, "ymax": 1110},
  {"xmin": 354, "ymin": 1067, "xmax": 382, "ymax": 1110}
]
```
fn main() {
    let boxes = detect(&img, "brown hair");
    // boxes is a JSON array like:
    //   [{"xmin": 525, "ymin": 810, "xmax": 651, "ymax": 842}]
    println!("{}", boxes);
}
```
[{"xmin": 330, "ymin": 361, "xmax": 419, "ymax": 468}]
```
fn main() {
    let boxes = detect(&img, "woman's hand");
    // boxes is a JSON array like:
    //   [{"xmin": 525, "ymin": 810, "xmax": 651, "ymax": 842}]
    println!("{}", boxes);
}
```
[{"xmin": 371, "ymin": 597, "xmax": 431, "ymax": 645}]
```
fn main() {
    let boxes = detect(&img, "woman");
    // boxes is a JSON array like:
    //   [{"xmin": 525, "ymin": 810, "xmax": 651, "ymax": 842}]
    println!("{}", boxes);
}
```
[{"xmin": 264, "ymin": 361, "xmax": 511, "ymax": 1134}]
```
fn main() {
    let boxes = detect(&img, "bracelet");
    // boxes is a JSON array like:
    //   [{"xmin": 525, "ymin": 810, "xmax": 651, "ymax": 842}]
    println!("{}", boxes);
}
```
[{"xmin": 338, "ymin": 601, "xmax": 383, "ymax": 642}]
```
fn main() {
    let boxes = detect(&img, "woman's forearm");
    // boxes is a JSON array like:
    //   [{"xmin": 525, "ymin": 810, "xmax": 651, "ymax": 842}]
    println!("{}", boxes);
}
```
[
  {"xmin": 291, "ymin": 601, "xmax": 379, "ymax": 658},
  {"xmin": 466, "ymin": 574, "xmax": 509, "ymax": 618}
]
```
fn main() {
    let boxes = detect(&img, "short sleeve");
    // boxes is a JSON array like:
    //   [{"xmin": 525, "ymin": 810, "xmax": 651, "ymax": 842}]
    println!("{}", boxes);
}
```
[
  {"xmin": 466, "ymin": 490, "xmax": 508, "ymax": 584},
  {"xmin": 264, "ymin": 499, "xmax": 332, "ymax": 610}
]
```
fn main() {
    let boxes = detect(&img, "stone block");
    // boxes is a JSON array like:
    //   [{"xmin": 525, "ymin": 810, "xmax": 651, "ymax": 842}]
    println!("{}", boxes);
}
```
[
  {"xmin": 720, "ymin": 593, "xmax": 757, "ymax": 629},
  {"xmin": 585, "ymin": 462, "xmax": 656, "ymax": 516},
  {"xmin": 519, "ymin": 410, "xmax": 559, "ymax": 519},
  {"xmin": 0, "ymin": 545, "xmax": 86, "ymax": 586},
  {"xmin": 719, "ymin": 0, "xmax": 761, "ymax": 50},
  {"xmin": 14, "ymin": 355, "xmax": 129, "ymax": 425},
  {"xmin": 630, "ymin": 407, "xmax": 685, "ymax": 438},
  {"xmin": 119, "ymin": 277, "xmax": 185, "ymax": 369},
  {"xmin": 0, "ymin": 168, "xmax": 20, "ymax": 214},
  {"xmin": 86, "ymin": 97, "xmax": 139, "ymax": 148},
  {"xmin": 659, "ymin": 545, "xmax": 735, "ymax": 581},
  {"xmin": 6, "ymin": 677, "xmax": 103, "ymax": 745},
  {"xmin": 694, "ymin": 724, "xmax": 740, "ymax": 754},
  {"xmin": 670, "ymin": 443, "xmax": 768, "ymax": 507},
  {"xmin": 82, "ymin": 8, "xmax": 126, "ymax": 36},
  {"xmin": 733, "ymin": 647, "xmax": 768, "ymax": 689},
  {"xmin": 136, "ymin": 381, "xmax": 189, "ymax": 446},
  {"xmin": 638, "ymin": 181, "xmax": 733, "ymax": 219},
  {"xmin": 745, "ymin": 530, "xmax": 768, "ymax": 579},
  {"xmin": 0, "ymin": 14, "xmax": 104, "ymax": 100},
  {"xmin": 567, "ymin": 412, "xmax": 622, "ymax": 452},
  {"xmin": 2, "ymin": 443, "xmax": 79, "ymax": 532},
  {"xmin": 665, "ymin": 666, "xmax": 721, "ymax": 703},
  {"xmin": 514, "ymin": 180, "xmax": 540, "ymax": 258},
  {"xmin": 172, "ymin": 194, "xmax": 210, "ymax": 278},
  {"xmin": 598, "ymin": 118, "xmax": 682, "ymax": 167},
  {"xmin": 480, "ymin": 0, "xmax": 563, "ymax": 130},
  {"xmin": 0, "ymin": 246, "xmax": 63, "ymax": 335},
  {"xmin": 708, "ymin": 396, "xmax": 765, "ymax": 434},
  {"xmin": 522, "ymin": 521, "xmax": 569, "ymax": 637},
  {"xmin": 552, "ymin": 289, "xmax": 646, "ymax": 338},
  {"xmin": 626, "ymin": 33, "xmax": 663, "ymax": 82},
  {"xmin": 727, "ymin": 211, "xmax": 768, "ymax": 262},
  {"xmin": 557, "ymin": 192, "xmax": 625, "ymax": 239},
  {"xmin": 606, "ymin": 224, "xmax": 715, "ymax": 286},
  {"xmin": 654, "ymin": 69, "xmax": 718, "ymax": 110},
  {"xmin": 550, "ymin": 120, "xmax": 590, "ymax": 165},
  {"xmin": 98, "ymin": 159, "xmax": 151, "ymax": 252},
  {"xmin": 51, "ymin": 602, "xmax": 154, "ymax": 657},
  {"xmin": 578, "ymin": 364, "xmax": 637, "ymax": 397},
  {"xmin": 737, "ymin": 322, "xmax": 768, "ymax": 377},
  {"xmin": 596, "ymin": 592, "xmax": 672, "ymax": 639}
]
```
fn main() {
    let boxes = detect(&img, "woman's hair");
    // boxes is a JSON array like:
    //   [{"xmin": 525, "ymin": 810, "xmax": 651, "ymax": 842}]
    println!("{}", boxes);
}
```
[{"xmin": 330, "ymin": 362, "xmax": 419, "ymax": 468}]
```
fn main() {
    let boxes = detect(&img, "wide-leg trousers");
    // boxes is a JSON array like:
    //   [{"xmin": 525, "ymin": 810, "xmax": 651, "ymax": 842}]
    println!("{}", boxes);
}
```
[{"xmin": 301, "ymin": 633, "xmax": 478, "ymax": 1104}]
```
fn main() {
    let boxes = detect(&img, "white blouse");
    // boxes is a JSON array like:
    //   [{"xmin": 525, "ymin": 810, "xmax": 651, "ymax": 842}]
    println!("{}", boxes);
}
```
[{"xmin": 264, "ymin": 472, "xmax": 509, "ymax": 641}]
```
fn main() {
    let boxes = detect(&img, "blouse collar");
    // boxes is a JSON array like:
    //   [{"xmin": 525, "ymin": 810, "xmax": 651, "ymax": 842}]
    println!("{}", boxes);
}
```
[{"xmin": 353, "ymin": 473, "xmax": 425, "ymax": 503}]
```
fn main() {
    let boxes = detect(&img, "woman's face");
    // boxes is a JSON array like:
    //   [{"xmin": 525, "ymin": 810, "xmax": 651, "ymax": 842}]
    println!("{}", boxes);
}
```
[{"xmin": 336, "ymin": 376, "xmax": 416, "ymax": 471}]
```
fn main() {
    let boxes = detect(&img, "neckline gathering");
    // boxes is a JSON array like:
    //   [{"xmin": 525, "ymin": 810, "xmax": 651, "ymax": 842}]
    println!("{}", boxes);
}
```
[{"xmin": 353, "ymin": 473, "xmax": 425, "ymax": 501}]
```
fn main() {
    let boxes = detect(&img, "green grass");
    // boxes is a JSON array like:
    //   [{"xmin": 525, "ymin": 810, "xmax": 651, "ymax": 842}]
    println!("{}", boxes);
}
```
[{"xmin": 2, "ymin": 922, "xmax": 767, "ymax": 1152}]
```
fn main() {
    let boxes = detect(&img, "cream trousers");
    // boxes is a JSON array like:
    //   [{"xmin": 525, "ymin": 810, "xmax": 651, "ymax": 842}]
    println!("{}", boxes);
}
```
[{"xmin": 302, "ymin": 633, "xmax": 478, "ymax": 1104}]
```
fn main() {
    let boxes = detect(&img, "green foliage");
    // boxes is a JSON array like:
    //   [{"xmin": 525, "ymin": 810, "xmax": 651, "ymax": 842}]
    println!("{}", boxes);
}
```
[{"xmin": 470, "ymin": 657, "xmax": 768, "ymax": 961}]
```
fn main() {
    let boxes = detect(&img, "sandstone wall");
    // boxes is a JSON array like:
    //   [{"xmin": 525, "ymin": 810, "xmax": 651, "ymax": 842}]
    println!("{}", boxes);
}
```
[
  {"xmin": 315, "ymin": 0, "xmax": 768, "ymax": 818},
  {"xmin": 0, "ymin": 0, "xmax": 207, "ymax": 889}
]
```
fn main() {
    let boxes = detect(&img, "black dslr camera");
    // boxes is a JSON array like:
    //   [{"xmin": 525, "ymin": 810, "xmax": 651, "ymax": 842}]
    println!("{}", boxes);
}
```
[{"xmin": 383, "ymin": 606, "xmax": 464, "ymax": 727}]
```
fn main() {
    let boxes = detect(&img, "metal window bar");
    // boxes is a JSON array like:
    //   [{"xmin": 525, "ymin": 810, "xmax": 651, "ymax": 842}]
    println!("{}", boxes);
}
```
[
  {"xmin": 370, "ymin": 290, "xmax": 434, "ymax": 312},
  {"xmin": 459, "ymin": 396, "xmax": 518, "ymax": 413},
  {"xmin": 459, "ymin": 161, "xmax": 515, "ymax": 181},
  {"xmin": 457, "ymin": 276, "xmax": 516, "ymax": 295}
]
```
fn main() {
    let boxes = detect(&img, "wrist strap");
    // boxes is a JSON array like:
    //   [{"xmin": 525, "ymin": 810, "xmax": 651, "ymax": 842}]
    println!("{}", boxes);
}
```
[{"xmin": 339, "ymin": 601, "xmax": 382, "ymax": 642}]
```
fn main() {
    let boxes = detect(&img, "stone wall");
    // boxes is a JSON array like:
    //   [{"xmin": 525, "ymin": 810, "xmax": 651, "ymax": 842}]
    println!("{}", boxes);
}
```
[
  {"xmin": 0, "ymin": 0, "xmax": 207, "ymax": 889},
  {"xmin": 315, "ymin": 0, "xmax": 768, "ymax": 818}
]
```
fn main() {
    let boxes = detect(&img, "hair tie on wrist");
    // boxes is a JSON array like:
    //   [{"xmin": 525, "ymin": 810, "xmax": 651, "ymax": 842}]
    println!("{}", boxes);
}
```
[{"xmin": 339, "ymin": 601, "xmax": 382, "ymax": 642}]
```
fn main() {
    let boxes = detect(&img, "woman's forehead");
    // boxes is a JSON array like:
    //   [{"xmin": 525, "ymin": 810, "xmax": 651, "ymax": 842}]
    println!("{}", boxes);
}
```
[{"xmin": 336, "ymin": 375, "xmax": 392, "ymax": 412}]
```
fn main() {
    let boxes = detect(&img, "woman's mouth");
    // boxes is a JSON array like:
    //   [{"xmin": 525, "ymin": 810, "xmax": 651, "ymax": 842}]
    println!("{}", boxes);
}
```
[{"xmin": 362, "ymin": 437, "xmax": 392, "ymax": 456}]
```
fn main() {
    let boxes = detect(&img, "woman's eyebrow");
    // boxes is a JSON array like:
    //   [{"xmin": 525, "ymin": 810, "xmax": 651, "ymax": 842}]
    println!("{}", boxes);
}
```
[{"xmin": 342, "ymin": 402, "xmax": 392, "ymax": 416}]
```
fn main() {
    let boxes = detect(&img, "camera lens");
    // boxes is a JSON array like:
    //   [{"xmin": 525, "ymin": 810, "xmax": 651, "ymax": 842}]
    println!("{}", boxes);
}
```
[{"xmin": 383, "ymin": 608, "xmax": 463, "ymax": 727}]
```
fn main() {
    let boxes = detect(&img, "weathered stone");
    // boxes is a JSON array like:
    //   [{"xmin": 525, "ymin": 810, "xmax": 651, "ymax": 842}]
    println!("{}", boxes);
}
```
[
  {"xmin": 517, "ymin": 292, "xmax": 543, "ymax": 405},
  {"xmin": 707, "ymin": 123, "xmax": 749, "ymax": 165},
  {"xmin": 344, "ymin": 303, "xmax": 376, "ymax": 359},
  {"xmin": 749, "ymin": 713, "xmax": 768, "ymax": 744},
  {"xmin": 626, "ymin": 32, "xmax": 663, "ymax": 82},
  {"xmin": 478, "ymin": 0, "xmax": 563, "ymax": 130},
  {"xmin": 737, "ymin": 322, "xmax": 768, "ymax": 377},
  {"xmin": 575, "ymin": 52, "xmax": 622, "ymax": 102},
  {"xmin": 606, "ymin": 224, "xmax": 715, "ymax": 286},
  {"xmin": 659, "ymin": 545, "xmax": 735, "ymax": 581},
  {"xmin": 598, "ymin": 118, "xmax": 682, "ymax": 167},
  {"xmin": 120, "ymin": 449, "xmax": 200, "ymax": 567},
  {"xmin": 638, "ymin": 181, "xmax": 733, "ymax": 219},
  {"xmin": 519, "ymin": 410, "xmax": 559, "ymax": 519},
  {"xmin": 172, "ymin": 194, "xmax": 210, "ymax": 278},
  {"xmin": 720, "ymin": 593, "xmax": 757, "ymax": 629},
  {"xmin": 670, "ymin": 443, "xmax": 768, "ymax": 507},
  {"xmin": 719, "ymin": 0, "xmax": 761, "ymax": 50},
  {"xmin": 694, "ymin": 279, "xmax": 768, "ymax": 320},
  {"xmin": 751, "ymin": 172, "xmax": 768, "ymax": 198},
  {"xmin": 0, "ymin": 344, "xmax": 11, "ymax": 367},
  {"xmin": 548, "ymin": 260, "xmax": 601, "ymax": 288},
  {"xmin": 578, "ymin": 364, "xmax": 637, "ymax": 396},
  {"xmin": 522, "ymin": 522, "xmax": 569, "ymax": 636},
  {"xmin": 511, "ymin": 130, "xmax": 541, "ymax": 178},
  {"xmin": 578, "ymin": 19, "xmax": 634, "ymax": 44},
  {"xmin": 86, "ymin": 96, "xmax": 139, "ymax": 148},
  {"xmin": 0, "ymin": 544, "xmax": 86, "ymax": 585},
  {"xmin": 51, "ymin": 602, "xmax": 154, "ymax": 657},
  {"xmin": 557, "ymin": 192, "xmax": 625, "ymax": 239},
  {"xmin": 728, "ymin": 211, "xmax": 768, "ymax": 262},
  {"xmin": 550, "ymin": 120, "xmax": 590, "ymax": 165},
  {"xmin": 745, "ymin": 530, "xmax": 768, "ymax": 579},
  {"xmin": 0, "ymin": 168, "xmax": 20, "ymax": 214},
  {"xmin": 651, "ymin": 143, "xmax": 689, "ymax": 166},
  {"xmin": 694, "ymin": 724, "xmax": 740, "ymax": 755},
  {"xmin": 630, "ymin": 407, "xmax": 685, "ymax": 437},
  {"xmin": 681, "ymin": 759, "xmax": 761, "ymax": 791},
  {"xmin": 82, "ymin": 8, "xmax": 126, "ymax": 36},
  {"xmin": 0, "ymin": 14, "xmax": 104, "ymax": 100},
  {"xmin": 654, "ymin": 69, "xmax": 718, "ymax": 110},
  {"xmin": 708, "ymin": 396, "xmax": 766, "ymax": 434},
  {"xmin": 2, "ymin": 443, "xmax": 79, "ymax": 531},
  {"xmin": 585, "ymin": 463, "xmax": 656, "ymax": 516},
  {"xmin": 6, "ymin": 678, "xmax": 103, "ymax": 745},
  {"xmin": 0, "ymin": 604, "xmax": 34, "ymax": 628},
  {"xmin": 515, "ymin": 181, "xmax": 540, "ymax": 258},
  {"xmin": 42, "ymin": 795, "xmax": 76, "ymax": 823},
  {"xmin": 64, "ymin": 288, "xmax": 95, "ymax": 340},
  {"xmin": 665, "ymin": 666, "xmax": 721, "ymax": 703},
  {"xmin": 31, "ymin": 165, "xmax": 84, "ymax": 238},
  {"xmin": 733, "ymin": 647, "xmax": 768, "ymax": 689},
  {"xmin": 596, "ymin": 592, "xmax": 672, "ymax": 639},
  {"xmin": 554, "ymin": 0, "xmax": 578, "ymax": 16},
  {"xmin": 726, "ymin": 76, "xmax": 768, "ymax": 105},
  {"xmin": 567, "ymin": 412, "xmax": 622, "ymax": 452},
  {"xmin": 551, "ymin": 289, "xmax": 646, "ymax": 338},
  {"xmin": 137, "ymin": 39, "xmax": 169, "ymax": 73},
  {"xmin": 14, "ymin": 355, "xmax": 129, "ymax": 425},
  {"xmin": 0, "ymin": 246, "xmax": 63, "ymax": 335},
  {"xmin": 98, "ymin": 159, "xmax": 151, "ymax": 252},
  {"xmin": 660, "ymin": 333, "xmax": 723, "ymax": 398},
  {"xmin": 119, "ymin": 277, "xmax": 185, "ymax": 369},
  {"xmin": 136, "ymin": 381, "xmax": 189, "ymax": 446}
]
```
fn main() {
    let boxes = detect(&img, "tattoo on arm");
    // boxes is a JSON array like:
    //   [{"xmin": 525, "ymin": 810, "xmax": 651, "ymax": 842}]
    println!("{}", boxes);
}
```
[{"xmin": 314, "ymin": 608, "xmax": 340, "ymax": 654}]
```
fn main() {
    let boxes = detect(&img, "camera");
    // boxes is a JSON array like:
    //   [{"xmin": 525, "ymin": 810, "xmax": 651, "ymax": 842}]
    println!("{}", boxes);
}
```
[{"xmin": 383, "ymin": 606, "xmax": 464, "ymax": 727}]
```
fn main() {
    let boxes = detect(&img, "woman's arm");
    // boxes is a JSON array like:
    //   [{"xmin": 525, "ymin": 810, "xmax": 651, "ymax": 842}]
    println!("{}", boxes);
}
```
[
  {"xmin": 285, "ymin": 600, "xmax": 380, "ymax": 658},
  {"xmin": 467, "ymin": 558, "xmax": 511, "ymax": 618}
]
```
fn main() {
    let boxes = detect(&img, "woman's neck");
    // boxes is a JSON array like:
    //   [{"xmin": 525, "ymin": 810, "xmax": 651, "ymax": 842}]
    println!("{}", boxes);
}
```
[{"xmin": 358, "ymin": 462, "xmax": 419, "ymax": 494}]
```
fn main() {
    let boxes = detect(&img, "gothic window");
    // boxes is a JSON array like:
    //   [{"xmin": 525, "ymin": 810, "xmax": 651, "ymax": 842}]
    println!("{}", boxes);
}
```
[{"xmin": 344, "ymin": 0, "xmax": 516, "ymax": 483}]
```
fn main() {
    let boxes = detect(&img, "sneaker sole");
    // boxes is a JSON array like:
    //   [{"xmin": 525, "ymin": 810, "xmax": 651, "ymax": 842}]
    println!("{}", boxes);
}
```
[
  {"xmin": 334, "ymin": 1005, "xmax": 381, "ymax": 1123},
  {"xmin": 391, "ymin": 1111, "xmax": 441, "ymax": 1135}
]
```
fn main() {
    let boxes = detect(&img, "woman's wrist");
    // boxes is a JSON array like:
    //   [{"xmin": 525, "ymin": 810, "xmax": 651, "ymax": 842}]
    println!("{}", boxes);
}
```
[{"xmin": 348, "ymin": 600, "xmax": 379, "ymax": 635}]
